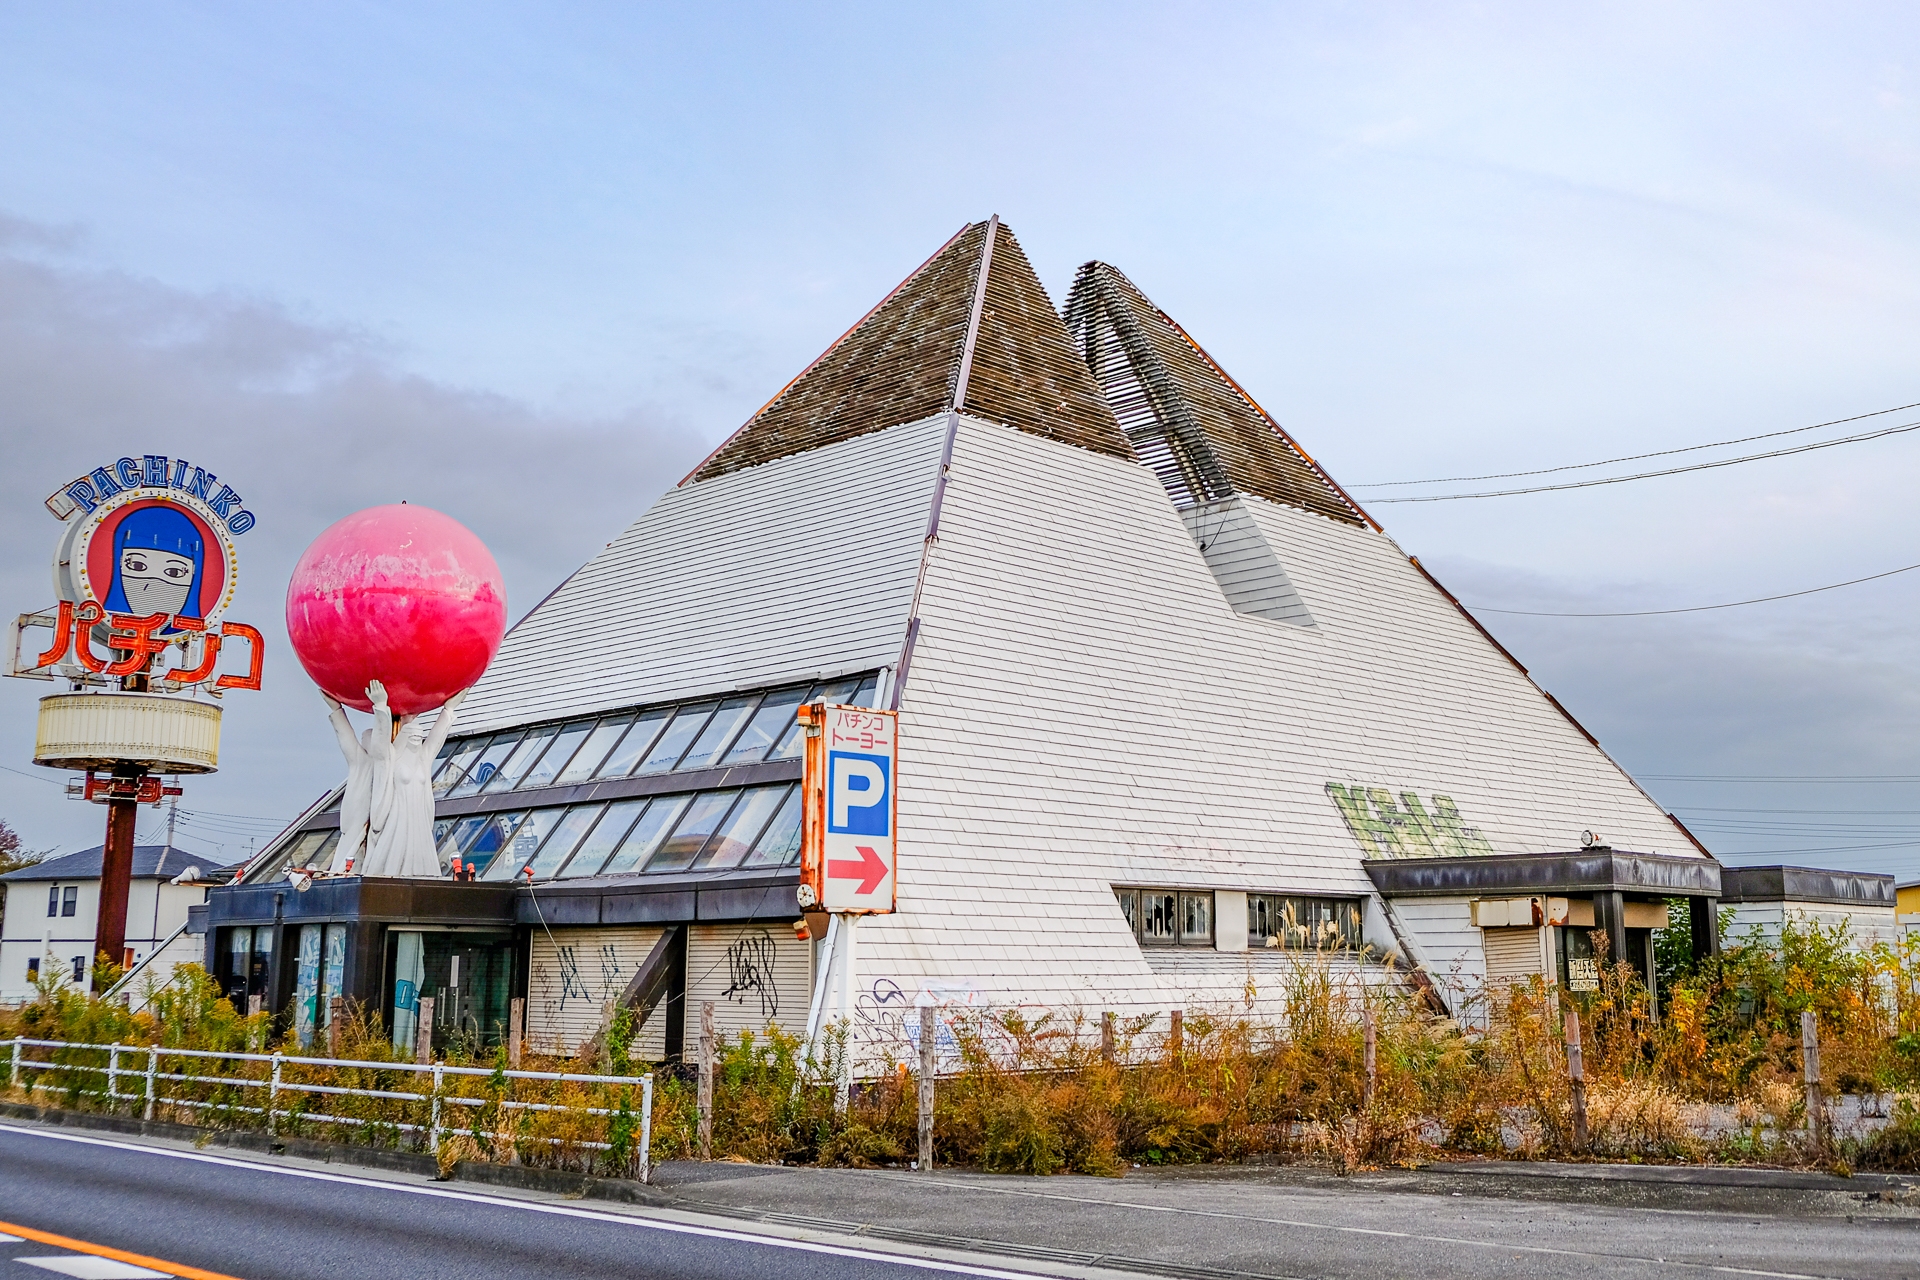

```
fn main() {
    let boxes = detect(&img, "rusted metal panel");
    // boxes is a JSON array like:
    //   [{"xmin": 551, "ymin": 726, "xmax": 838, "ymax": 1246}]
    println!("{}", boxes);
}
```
[
  {"xmin": 1364, "ymin": 849, "xmax": 1723, "ymax": 898},
  {"xmin": 1721, "ymin": 865, "xmax": 1895, "ymax": 906}
]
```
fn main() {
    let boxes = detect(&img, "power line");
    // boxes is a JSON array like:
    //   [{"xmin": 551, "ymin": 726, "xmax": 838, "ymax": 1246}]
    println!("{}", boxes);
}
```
[
  {"xmin": 1353, "ymin": 401, "xmax": 1920, "ymax": 488},
  {"xmin": 1365, "ymin": 416, "xmax": 1920, "ymax": 503},
  {"xmin": 1646, "ymin": 774, "xmax": 1920, "ymax": 783},
  {"xmin": 1466, "ymin": 560, "xmax": 1920, "ymax": 617}
]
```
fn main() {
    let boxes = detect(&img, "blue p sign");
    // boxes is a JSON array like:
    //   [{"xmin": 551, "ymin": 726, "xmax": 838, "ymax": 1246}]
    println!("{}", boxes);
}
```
[{"xmin": 828, "ymin": 750, "xmax": 890, "ymax": 836}]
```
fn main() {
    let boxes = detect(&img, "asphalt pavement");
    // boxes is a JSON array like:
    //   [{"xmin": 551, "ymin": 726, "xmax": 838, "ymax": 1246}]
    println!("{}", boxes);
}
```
[
  {"xmin": 2, "ymin": 1115, "xmax": 1918, "ymax": 1280},
  {"xmin": 0, "ymin": 1121, "xmax": 1060, "ymax": 1280}
]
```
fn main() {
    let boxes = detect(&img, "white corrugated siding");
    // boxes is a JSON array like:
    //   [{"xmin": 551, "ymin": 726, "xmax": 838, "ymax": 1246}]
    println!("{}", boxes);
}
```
[
  {"xmin": 455, "ymin": 414, "xmax": 947, "ymax": 735},
  {"xmin": 1725, "ymin": 903, "xmax": 1898, "ymax": 950},
  {"xmin": 526, "ymin": 926, "xmax": 667, "ymax": 1059},
  {"xmin": 684, "ymin": 923, "xmax": 813, "ymax": 1047},
  {"xmin": 838, "ymin": 417, "xmax": 1700, "ymax": 1018},
  {"xmin": 1180, "ymin": 498, "xmax": 1312, "ymax": 625},
  {"xmin": 1482, "ymin": 927, "xmax": 1545, "ymax": 982}
]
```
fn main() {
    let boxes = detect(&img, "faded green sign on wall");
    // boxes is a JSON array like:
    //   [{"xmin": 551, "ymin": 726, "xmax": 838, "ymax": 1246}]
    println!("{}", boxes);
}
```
[{"xmin": 1326, "ymin": 782, "xmax": 1497, "ymax": 859}]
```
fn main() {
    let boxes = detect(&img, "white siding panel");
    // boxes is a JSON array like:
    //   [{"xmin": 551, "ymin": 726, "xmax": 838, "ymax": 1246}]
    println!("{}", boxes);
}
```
[
  {"xmin": 456, "ymin": 415, "xmax": 947, "ymax": 734},
  {"xmin": 527, "ymin": 926, "xmax": 668, "ymax": 1059},
  {"xmin": 844, "ymin": 419, "xmax": 1699, "ymax": 1020},
  {"xmin": 685, "ymin": 923, "xmax": 813, "ymax": 1046},
  {"xmin": 1181, "ymin": 498, "xmax": 1312, "ymax": 626}
]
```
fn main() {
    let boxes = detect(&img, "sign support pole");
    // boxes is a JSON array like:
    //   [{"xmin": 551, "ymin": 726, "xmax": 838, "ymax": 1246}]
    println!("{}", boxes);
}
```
[
  {"xmin": 94, "ymin": 764, "xmax": 143, "ymax": 988},
  {"xmin": 834, "ymin": 914, "xmax": 858, "ymax": 1115}
]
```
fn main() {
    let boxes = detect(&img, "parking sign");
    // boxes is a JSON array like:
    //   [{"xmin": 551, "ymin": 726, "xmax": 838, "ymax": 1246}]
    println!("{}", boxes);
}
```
[{"xmin": 801, "ymin": 702, "xmax": 897, "ymax": 913}]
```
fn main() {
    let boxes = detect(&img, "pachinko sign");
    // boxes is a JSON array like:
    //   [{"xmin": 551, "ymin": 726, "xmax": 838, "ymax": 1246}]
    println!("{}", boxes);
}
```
[{"xmin": 6, "ymin": 456, "xmax": 263, "ymax": 692}]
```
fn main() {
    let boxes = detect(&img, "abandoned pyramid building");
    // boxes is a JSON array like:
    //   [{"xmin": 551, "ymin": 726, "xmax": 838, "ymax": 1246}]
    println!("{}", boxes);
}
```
[{"xmin": 207, "ymin": 217, "xmax": 1893, "ymax": 1060}]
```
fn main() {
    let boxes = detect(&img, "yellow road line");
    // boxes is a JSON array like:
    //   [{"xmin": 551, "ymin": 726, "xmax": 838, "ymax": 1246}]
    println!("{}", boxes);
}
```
[{"xmin": 0, "ymin": 1218, "xmax": 244, "ymax": 1280}]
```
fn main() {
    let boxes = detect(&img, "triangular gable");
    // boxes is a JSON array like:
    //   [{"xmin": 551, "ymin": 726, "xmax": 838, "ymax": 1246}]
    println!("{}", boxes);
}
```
[
  {"xmin": 688, "ymin": 221, "xmax": 1132, "ymax": 483},
  {"xmin": 1064, "ymin": 261, "xmax": 1369, "ymax": 526}
]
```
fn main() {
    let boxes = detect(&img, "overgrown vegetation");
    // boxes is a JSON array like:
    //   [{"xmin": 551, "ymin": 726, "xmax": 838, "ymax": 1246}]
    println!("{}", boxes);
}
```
[{"xmin": 5, "ymin": 916, "xmax": 1919, "ymax": 1176}]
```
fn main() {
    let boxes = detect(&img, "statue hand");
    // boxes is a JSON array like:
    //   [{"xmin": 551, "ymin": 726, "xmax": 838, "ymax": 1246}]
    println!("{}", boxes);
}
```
[{"xmin": 367, "ymin": 679, "xmax": 388, "ymax": 709}]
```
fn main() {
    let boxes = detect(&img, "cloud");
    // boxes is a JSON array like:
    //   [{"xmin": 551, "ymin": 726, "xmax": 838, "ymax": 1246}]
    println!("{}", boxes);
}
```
[{"xmin": 0, "ymin": 216, "xmax": 709, "ymax": 861}]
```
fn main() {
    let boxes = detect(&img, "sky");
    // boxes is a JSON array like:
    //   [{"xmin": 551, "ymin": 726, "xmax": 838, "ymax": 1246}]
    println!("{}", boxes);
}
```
[{"xmin": 0, "ymin": 2, "xmax": 1915, "ymax": 876}]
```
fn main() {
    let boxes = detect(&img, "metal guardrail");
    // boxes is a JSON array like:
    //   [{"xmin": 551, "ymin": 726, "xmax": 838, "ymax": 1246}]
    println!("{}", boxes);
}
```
[{"xmin": 4, "ymin": 1037, "xmax": 655, "ymax": 1183}]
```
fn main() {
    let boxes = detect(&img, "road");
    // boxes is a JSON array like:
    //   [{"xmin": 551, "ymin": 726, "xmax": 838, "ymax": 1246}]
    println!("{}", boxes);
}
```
[{"xmin": 0, "ymin": 1122, "xmax": 1052, "ymax": 1280}]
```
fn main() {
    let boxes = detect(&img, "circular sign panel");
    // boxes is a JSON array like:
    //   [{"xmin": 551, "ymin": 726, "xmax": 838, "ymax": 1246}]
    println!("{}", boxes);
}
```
[{"xmin": 60, "ymin": 491, "xmax": 238, "ymax": 631}]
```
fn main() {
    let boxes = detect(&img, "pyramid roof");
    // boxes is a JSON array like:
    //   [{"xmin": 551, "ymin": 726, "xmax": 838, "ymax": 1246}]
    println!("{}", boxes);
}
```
[
  {"xmin": 687, "ymin": 219, "xmax": 1132, "ymax": 483},
  {"xmin": 1064, "ymin": 261, "xmax": 1369, "ymax": 525}
]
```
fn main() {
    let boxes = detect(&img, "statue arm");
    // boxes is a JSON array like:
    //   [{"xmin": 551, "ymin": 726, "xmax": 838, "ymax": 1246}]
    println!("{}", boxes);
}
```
[
  {"xmin": 367, "ymin": 681, "xmax": 393, "ymax": 757},
  {"xmin": 324, "ymin": 697, "xmax": 360, "ymax": 761},
  {"xmin": 421, "ymin": 690, "xmax": 467, "ymax": 759}
]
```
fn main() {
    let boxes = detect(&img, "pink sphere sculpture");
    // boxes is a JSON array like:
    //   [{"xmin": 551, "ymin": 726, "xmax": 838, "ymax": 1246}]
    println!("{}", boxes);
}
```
[{"xmin": 285, "ymin": 504, "xmax": 507, "ymax": 716}]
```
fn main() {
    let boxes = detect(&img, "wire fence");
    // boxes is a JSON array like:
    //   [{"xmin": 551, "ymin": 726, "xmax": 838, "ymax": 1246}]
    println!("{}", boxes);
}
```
[{"xmin": 4, "ymin": 1037, "xmax": 654, "ymax": 1182}]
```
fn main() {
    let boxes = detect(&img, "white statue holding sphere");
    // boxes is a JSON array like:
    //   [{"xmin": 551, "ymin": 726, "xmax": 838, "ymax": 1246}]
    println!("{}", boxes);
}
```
[
  {"xmin": 323, "ymin": 680, "xmax": 465, "ymax": 879},
  {"xmin": 285, "ymin": 503, "xmax": 508, "ymax": 883}
]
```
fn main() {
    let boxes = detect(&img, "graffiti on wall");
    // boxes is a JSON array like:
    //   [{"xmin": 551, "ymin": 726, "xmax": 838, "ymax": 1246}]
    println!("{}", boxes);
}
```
[
  {"xmin": 1326, "ymin": 782, "xmax": 1496, "ymax": 859},
  {"xmin": 721, "ymin": 930, "xmax": 780, "ymax": 1020}
]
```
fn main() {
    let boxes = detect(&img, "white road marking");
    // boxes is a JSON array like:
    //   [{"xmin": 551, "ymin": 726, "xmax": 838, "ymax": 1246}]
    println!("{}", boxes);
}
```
[
  {"xmin": 0, "ymin": 1123, "xmax": 1064, "ymax": 1280},
  {"xmin": 0, "ymin": 1234, "xmax": 24, "ymax": 1243},
  {"xmin": 16, "ymin": 1259, "xmax": 168, "ymax": 1279}
]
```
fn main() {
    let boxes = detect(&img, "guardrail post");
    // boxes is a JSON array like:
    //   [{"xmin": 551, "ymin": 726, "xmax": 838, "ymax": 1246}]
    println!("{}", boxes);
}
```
[
  {"xmin": 144, "ymin": 1045, "xmax": 158, "ymax": 1122},
  {"xmin": 415, "ymin": 996, "xmax": 435, "ymax": 1066},
  {"xmin": 639, "ymin": 1074, "xmax": 654, "ymax": 1185},
  {"xmin": 1803, "ymin": 1009, "xmax": 1826, "ymax": 1150},
  {"xmin": 697, "ymin": 1001, "xmax": 714, "ymax": 1160},
  {"xmin": 1564, "ymin": 1008, "xmax": 1588, "ymax": 1152},
  {"xmin": 918, "ymin": 1005, "xmax": 935, "ymax": 1172},
  {"xmin": 8, "ymin": 1038, "xmax": 19, "ymax": 1090},
  {"xmin": 1363, "ymin": 1008, "xmax": 1378, "ymax": 1109},
  {"xmin": 268, "ymin": 1052, "xmax": 283, "ymax": 1136},
  {"xmin": 429, "ymin": 1062, "xmax": 444, "ymax": 1157},
  {"xmin": 107, "ymin": 1044, "xmax": 120, "ymax": 1109}
]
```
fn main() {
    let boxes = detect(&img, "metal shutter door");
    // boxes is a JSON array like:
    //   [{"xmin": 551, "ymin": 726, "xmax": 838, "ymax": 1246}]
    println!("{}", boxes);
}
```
[
  {"xmin": 684, "ymin": 923, "xmax": 813, "ymax": 1047},
  {"xmin": 526, "ymin": 926, "xmax": 667, "ymax": 1059},
  {"xmin": 1482, "ymin": 926, "xmax": 1544, "ymax": 983}
]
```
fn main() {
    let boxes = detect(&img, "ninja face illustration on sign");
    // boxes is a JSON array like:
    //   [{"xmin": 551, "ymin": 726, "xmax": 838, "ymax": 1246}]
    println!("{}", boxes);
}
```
[{"xmin": 103, "ymin": 504, "xmax": 205, "ymax": 622}]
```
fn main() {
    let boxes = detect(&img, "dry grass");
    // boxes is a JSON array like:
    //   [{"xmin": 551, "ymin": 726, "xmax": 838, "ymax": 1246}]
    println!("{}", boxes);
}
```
[{"xmin": 7, "ymin": 916, "xmax": 1920, "ymax": 1176}]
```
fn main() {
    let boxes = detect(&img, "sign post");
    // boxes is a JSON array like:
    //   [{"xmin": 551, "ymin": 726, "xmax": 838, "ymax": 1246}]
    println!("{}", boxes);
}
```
[
  {"xmin": 796, "ymin": 701, "xmax": 897, "ymax": 1088},
  {"xmin": 8, "ymin": 456, "xmax": 264, "ymax": 988}
]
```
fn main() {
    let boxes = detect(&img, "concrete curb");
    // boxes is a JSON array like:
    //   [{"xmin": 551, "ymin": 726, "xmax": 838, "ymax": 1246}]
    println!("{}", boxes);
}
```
[
  {"xmin": 0, "ymin": 1100, "xmax": 668, "ymax": 1206},
  {"xmin": 1426, "ymin": 1158, "xmax": 1914, "ymax": 1191}
]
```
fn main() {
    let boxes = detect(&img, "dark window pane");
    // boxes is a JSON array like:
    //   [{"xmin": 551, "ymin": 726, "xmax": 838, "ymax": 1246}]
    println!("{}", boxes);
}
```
[
  {"xmin": 448, "ymin": 733, "xmax": 522, "ymax": 798},
  {"xmin": 433, "ymin": 739, "xmax": 487, "ymax": 796},
  {"xmin": 644, "ymin": 790, "xmax": 739, "ymax": 873},
  {"xmin": 556, "ymin": 798, "xmax": 649, "ymax": 879},
  {"xmin": 598, "ymin": 708, "xmax": 672, "ymax": 778},
  {"xmin": 1180, "ymin": 892, "xmax": 1212, "ymax": 945},
  {"xmin": 692, "ymin": 785, "xmax": 787, "ymax": 871},
  {"xmin": 482, "ymin": 724, "xmax": 559, "ymax": 793},
  {"xmin": 600, "ymin": 795, "xmax": 690, "ymax": 875},
  {"xmin": 474, "ymin": 811, "xmax": 537, "ymax": 879},
  {"xmin": 522, "ymin": 805, "xmax": 605, "ymax": 881},
  {"xmin": 636, "ymin": 702, "xmax": 717, "ymax": 774},
  {"xmin": 1141, "ymin": 891, "xmax": 1178, "ymax": 943},
  {"xmin": 723, "ymin": 687, "xmax": 806, "ymax": 765},
  {"xmin": 436, "ymin": 816, "xmax": 489, "ymax": 865},
  {"xmin": 519, "ymin": 719, "xmax": 596, "ymax": 791},
  {"xmin": 555, "ymin": 714, "xmax": 631, "ymax": 785},
  {"xmin": 739, "ymin": 785, "xmax": 803, "ymax": 868},
  {"xmin": 301, "ymin": 831, "xmax": 341, "ymax": 871},
  {"xmin": 850, "ymin": 673, "xmax": 880, "ymax": 707},
  {"xmin": 678, "ymin": 696, "xmax": 758, "ymax": 771},
  {"xmin": 1116, "ymin": 889, "xmax": 1140, "ymax": 937},
  {"xmin": 769, "ymin": 676, "xmax": 858, "ymax": 760}
]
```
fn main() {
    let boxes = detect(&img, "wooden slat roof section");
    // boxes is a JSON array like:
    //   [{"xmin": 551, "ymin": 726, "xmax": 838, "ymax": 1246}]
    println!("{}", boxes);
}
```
[
  {"xmin": 686, "ymin": 220, "xmax": 1133, "ymax": 484},
  {"xmin": 1063, "ymin": 261, "xmax": 1371, "ymax": 527}
]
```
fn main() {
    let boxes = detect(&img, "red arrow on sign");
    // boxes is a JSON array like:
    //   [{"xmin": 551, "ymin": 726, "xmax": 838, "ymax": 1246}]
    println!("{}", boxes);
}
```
[{"xmin": 827, "ymin": 845, "xmax": 888, "ymax": 895}]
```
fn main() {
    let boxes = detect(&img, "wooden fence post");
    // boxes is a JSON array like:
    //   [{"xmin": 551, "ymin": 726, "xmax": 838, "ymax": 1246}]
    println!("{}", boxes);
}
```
[
  {"xmin": 1564, "ymin": 1007, "xmax": 1588, "ymax": 1152},
  {"xmin": 918, "ymin": 1005, "xmax": 935, "ymax": 1172},
  {"xmin": 508, "ymin": 996, "xmax": 525, "ymax": 1069},
  {"xmin": 327, "ymin": 996, "xmax": 344, "ymax": 1057},
  {"xmin": 1101, "ymin": 1012, "xmax": 1116, "ymax": 1064},
  {"xmin": 415, "ymin": 995, "xmax": 435, "ymax": 1066},
  {"xmin": 697, "ymin": 1000, "xmax": 715, "ymax": 1160},
  {"xmin": 1362, "ymin": 1008, "xmax": 1377, "ymax": 1109},
  {"xmin": 1802, "ymin": 1010, "xmax": 1825, "ymax": 1149},
  {"xmin": 247, "ymin": 994, "xmax": 264, "ymax": 1051},
  {"xmin": 1168, "ymin": 1009, "xmax": 1183, "ymax": 1057}
]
